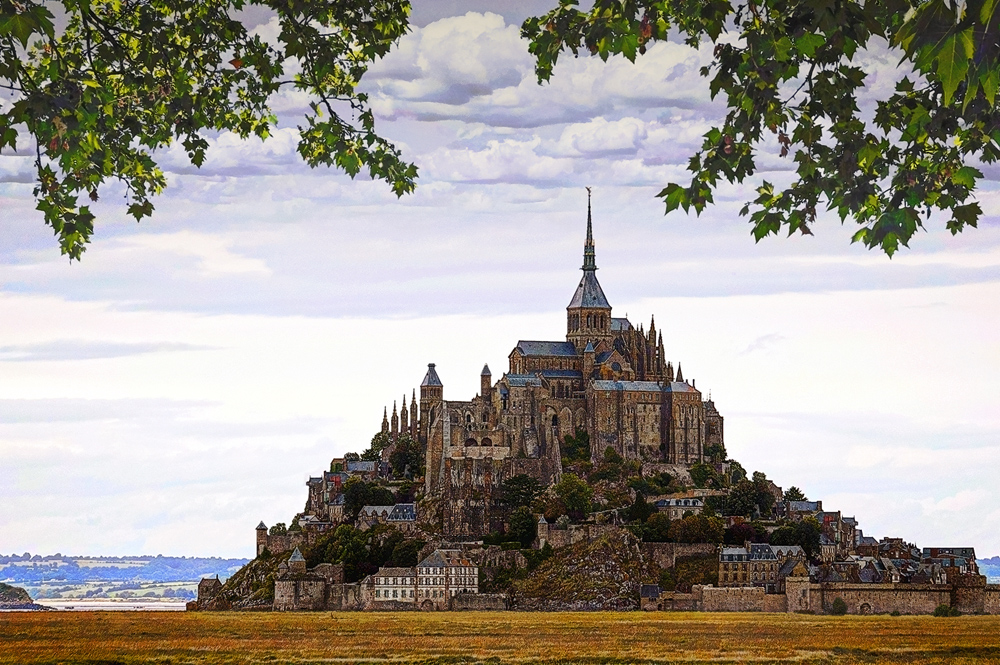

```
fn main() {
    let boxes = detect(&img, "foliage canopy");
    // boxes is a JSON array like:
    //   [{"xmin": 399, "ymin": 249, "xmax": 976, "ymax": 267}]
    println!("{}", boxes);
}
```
[
  {"xmin": 524, "ymin": 0, "xmax": 1000, "ymax": 255},
  {"xmin": 0, "ymin": 0, "xmax": 416, "ymax": 259}
]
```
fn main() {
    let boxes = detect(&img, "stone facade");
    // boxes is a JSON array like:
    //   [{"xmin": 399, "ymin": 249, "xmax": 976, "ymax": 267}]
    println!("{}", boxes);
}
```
[
  {"xmin": 414, "ymin": 198, "xmax": 724, "ymax": 536},
  {"xmin": 645, "ymin": 567, "xmax": 997, "ymax": 615}
]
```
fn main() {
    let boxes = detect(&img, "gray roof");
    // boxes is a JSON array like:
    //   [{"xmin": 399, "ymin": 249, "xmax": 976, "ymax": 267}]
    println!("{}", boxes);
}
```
[
  {"xmin": 640, "ymin": 584, "xmax": 661, "ymax": 598},
  {"xmin": 505, "ymin": 374, "xmax": 543, "ymax": 387},
  {"xmin": 567, "ymin": 270, "xmax": 611, "ymax": 309},
  {"xmin": 788, "ymin": 500, "xmax": 821, "ymax": 512},
  {"xmin": 540, "ymin": 369, "xmax": 583, "ymax": 379},
  {"xmin": 421, "ymin": 363, "xmax": 443, "ymax": 387},
  {"xmin": 481, "ymin": 364, "xmax": 491, "ymax": 376},
  {"xmin": 347, "ymin": 460, "xmax": 376, "ymax": 472},
  {"xmin": 289, "ymin": 547, "xmax": 305, "ymax": 563},
  {"xmin": 514, "ymin": 340, "xmax": 578, "ymax": 357},
  {"xmin": 592, "ymin": 380, "xmax": 699, "ymax": 393},
  {"xmin": 256, "ymin": 521, "xmax": 267, "ymax": 530},
  {"xmin": 388, "ymin": 503, "xmax": 417, "ymax": 521},
  {"xmin": 610, "ymin": 317, "xmax": 632, "ymax": 332},
  {"xmin": 375, "ymin": 566, "xmax": 416, "ymax": 578}
]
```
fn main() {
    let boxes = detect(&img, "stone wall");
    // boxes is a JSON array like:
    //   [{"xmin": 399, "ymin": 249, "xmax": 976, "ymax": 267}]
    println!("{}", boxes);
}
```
[
  {"xmin": 452, "ymin": 593, "xmax": 508, "ymax": 611},
  {"xmin": 984, "ymin": 585, "xmax": 1000, "ymax": 614},
  {"xmin": 641, "ymin": 542, "xmax": 717, "ymax": 569},
  {"xmin": 699, "ymin": 585, "xmax": 766, "ymax": 612},
  {"xmin": 274, "ymin": 576, "xmax": 327, "ymax": 611},
  {"xmin": 813, "ymin": 584, "xmax": 951, "ymax": 615},
  {"xmin": 541, "ymin": 523, "xmax": 621, "ymax": 549}
]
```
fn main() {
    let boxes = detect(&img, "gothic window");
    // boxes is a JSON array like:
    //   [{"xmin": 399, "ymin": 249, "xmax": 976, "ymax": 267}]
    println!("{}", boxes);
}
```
[{"xmin": 466, "ymin": 413, "xmax": 472, "ymax": 424}]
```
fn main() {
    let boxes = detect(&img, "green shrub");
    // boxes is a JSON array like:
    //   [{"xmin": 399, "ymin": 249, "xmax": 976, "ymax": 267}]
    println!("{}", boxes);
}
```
[
  {"xmin": 830, "ymin": 597, "xmax": 848, "ymax": 615},
  {"xmin": 933, "ymin": 604, "xmax": 961, "ymax": 617},
  {"xmin": 890, "ymin": 610, "xmax": 901, "ymax": 616}
]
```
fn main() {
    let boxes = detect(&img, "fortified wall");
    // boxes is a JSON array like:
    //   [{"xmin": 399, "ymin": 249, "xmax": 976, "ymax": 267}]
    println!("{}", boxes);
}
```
[{"xmin": 644, "ymin": 574, "xmax": 1000, "ymax": 615}]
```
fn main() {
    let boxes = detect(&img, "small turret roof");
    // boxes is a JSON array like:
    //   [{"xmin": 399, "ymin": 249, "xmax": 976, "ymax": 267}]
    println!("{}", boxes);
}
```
[
  {"xmin": 289, "ymin": 547, "xmax": 305, "ymax": 562},
  {"xmin": 256, "ymin": 521, "xmax": 267, "ymax": 530},
  {"xmin": 421, "ymin": 363, "xmax": 443, "ymax": 387},
  {"xmin": 481, "ymin": 364, "xmax": 491, "ymax": 376}
]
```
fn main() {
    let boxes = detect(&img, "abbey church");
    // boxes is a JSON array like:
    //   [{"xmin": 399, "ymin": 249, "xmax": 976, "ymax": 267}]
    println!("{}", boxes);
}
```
[{"xmin": 375, "ymin": 197, "xmax": 725, "ymax": 533}]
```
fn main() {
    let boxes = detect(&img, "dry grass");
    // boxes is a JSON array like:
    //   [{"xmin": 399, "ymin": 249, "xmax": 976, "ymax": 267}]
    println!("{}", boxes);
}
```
[{"xmin": 3, "ymin": 611, "xmax": 1000, "ymax": 664}]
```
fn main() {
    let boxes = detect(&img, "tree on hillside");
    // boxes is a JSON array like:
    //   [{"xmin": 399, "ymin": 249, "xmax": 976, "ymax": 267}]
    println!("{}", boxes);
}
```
[
  {"xmin": 784, "ymin": 486, "xmax": 808, "ymax": 502},
  {"xmin": 553, "ymin": 472, "xmax": 593, "ymax": 521},
  {"xmin": 0, "ymin": 0, "xmax": 416, "ymax": 259},
  {"xmin": 499, "ymin": 474, "xmax": 544, "ymax": 509},
  {"xmin": 525, "ymin": 0, "xmax": 1000, "ymax": 255}
]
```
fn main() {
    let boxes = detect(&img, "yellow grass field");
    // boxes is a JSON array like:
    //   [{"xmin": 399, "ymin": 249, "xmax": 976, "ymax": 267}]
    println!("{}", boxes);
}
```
[{"xmin": 3, "ymin": 611, "xmax": 1000, "ymax": 664}]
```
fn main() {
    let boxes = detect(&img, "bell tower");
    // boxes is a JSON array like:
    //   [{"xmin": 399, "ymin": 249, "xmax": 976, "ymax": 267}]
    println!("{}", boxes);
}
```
[{"xmin": 567, "ymin": 188, "xmax": 613, "ymax": 351}]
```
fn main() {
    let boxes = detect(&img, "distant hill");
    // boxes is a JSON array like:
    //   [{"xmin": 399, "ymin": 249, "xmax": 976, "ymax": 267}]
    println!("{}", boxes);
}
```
[
  {"xmin": 0, "ymin": 554, "xmax": 249, "ymax": 585},
  {"xmin": 978, "ymin": 557, "xmax": 1000, "ymax": 582}
]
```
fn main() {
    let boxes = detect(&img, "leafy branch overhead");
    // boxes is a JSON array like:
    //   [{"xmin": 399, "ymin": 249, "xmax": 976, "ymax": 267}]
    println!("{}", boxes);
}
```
[
  {"xmin": 524, "ymin": 0, "xmax": 1000, "ymax": 255},
  {"xmin": 0, "ymin": 0, "xmax": 417, "ymax": 259}
]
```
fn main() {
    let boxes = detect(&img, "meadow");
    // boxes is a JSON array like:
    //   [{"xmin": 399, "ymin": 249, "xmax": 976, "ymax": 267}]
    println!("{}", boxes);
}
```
[{"xmin": 2, "ymin": 610, "xmax": 1000, "ymax": 665}]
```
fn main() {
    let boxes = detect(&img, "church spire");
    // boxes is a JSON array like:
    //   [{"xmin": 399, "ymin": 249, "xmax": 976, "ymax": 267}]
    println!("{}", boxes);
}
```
[{"xmin": 583, "ymin": 186, "xmax": 596, "ymax": 271}]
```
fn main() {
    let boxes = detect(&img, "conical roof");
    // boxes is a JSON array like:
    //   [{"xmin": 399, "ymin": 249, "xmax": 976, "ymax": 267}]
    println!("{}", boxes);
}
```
[
  {"xmin": 481, "ymin": 364, "xmax": 491, "ymax": 376},
  {"xmin": 289, "ymin": 547, "xmax": 305, "ymax": 562},
  {"xmin": 568, "ymin": 270, "xmax": 610, "ymax": 309},
  {"xmin": 421, "ymin": 363, "xmax": 443, "ymax": 387}
]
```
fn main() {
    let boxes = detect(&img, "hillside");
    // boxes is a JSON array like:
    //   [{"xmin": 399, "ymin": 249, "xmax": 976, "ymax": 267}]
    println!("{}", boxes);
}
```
[
  {"xmin": 0, "ymin": 582, "xmax": 31, "ymax": 604},
  {"xmin": 512, "ymin": 530, "xmax": 659, "ymax": 611}
]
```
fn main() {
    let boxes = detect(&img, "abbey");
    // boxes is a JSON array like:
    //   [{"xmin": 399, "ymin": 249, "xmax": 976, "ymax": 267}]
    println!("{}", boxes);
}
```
[{"xmin": 401, "ymin": 196, "xmax": 725, "ymax": 509}]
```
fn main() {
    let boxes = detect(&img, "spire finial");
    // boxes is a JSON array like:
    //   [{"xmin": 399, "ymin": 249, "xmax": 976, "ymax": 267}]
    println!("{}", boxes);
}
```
[{"xmin": 582, "ymin": 187, "xmax": 597, "ymax": 271}]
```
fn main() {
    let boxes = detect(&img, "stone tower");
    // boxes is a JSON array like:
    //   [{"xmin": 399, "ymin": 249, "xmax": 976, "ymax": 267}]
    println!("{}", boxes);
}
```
[
  {"xmin": 480, "ymin": 364, "xmax": 491, "ymax": 398},
  {"xmin": 256, "ymin": 521, "xmax": 268, "ymax": 557},
  {"xmin": 566, "ymin": 190, "xmax": 613, "ymax": 352},
  {"xmin": 419, "ymin": 363, "xmax": 443, "ymax": 445}
]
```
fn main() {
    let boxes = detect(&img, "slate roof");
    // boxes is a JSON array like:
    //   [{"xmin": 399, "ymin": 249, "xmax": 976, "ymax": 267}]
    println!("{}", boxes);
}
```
[
  {"xmin": 481, "ymin": 364, "xmax": 491, "ymax": 376},
  {"xmin": 256, "ymin": 521, "xmax": 267, "ymax": 530},
  {"xmin": 388, "ymin": 503, "xmax": 417, "ymax": 522},
  {"xmin": 568, "ymin": 270, "xmax": 611, "ymax": 309},
  {"xmin": 514, "ymin": 341, "xmax": 578, "ymax": 357},
  {"xmin": 540, "ymin": 369, "xmax": 583, "ymax": 379},
  {"xmin": 592, "ymin": 380, "xmax": 699, "ymax": 393},
  {"xmin": 640, "ymin": 584, "xmax": 662, "ymax": 598},
  {"xmin": 788, "ymin": 500, "xmax": 821, "ymax": 512},
  {"xmin": 505, "ymin": 374, "xmax": 543, "ymax": 387},
  {"xmin": 375, "ymin": 567, "xmax": 416, "ymax": 579},
  {"xmin": 347, "ymin": 460, "xmax": 376, "ymax": 472},
  {"xmin": 421, "ymin": 363, "xmax": 443, "ymax": 387},
  {"xmin": 289, "ymin": 547, "xmax": 305, "ymax": 563},
  {"xmin": 610, "ymin": 317, "xmax": 632, "ymax": 332},
  {"xmin": 418, "ymin": 549, "xmax": 475, "ymax": 569}
]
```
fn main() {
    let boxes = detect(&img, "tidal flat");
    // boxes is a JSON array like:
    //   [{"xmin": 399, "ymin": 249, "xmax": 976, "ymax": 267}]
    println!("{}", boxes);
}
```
[{"xmin": 3, "ymin": 610, "xmax": 1000, "ymax": 664}]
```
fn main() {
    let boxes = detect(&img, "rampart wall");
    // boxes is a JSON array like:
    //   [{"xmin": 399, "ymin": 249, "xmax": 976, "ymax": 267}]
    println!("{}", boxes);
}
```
[
  {"xmin": 641, "ymin": 542, "xmax": 717, "ymax": 569},
  {"xmin": 452, "ymin": 593, "xmax": 508, "ymax": 611}
]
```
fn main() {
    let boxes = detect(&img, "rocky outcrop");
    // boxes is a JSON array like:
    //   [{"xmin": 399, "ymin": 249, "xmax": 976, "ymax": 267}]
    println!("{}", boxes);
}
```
[
  {"xmin": 512, "ymin": 529, "xmax": 659, "ymax": 611},
  {"xmin": 0, "ymin": 583, "xmax": 50, "ymax": 610}
]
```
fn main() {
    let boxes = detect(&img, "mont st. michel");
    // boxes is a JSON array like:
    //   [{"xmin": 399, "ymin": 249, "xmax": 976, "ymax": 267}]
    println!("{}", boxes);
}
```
[{"xmin": 193, "ymin": 198, "xmax": 996, "ymax": 616}]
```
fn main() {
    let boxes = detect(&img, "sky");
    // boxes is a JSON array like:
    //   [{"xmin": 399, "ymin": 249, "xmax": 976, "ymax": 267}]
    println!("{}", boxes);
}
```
[{"xmin": 2, "ymin": 2, "xmax": 1000, "ymax": 559}]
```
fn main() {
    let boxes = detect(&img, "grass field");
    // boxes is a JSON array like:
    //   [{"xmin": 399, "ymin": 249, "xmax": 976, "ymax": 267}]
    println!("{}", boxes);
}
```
[{"xmin": 3, "ymin": 611, "xmax": 1000, "ymax": 664}]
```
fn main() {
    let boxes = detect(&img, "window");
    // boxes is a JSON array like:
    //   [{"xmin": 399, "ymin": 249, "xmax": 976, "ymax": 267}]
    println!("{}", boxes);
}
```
[{"xmin": 375, "ymin": 590, "xmax": 380, "ymax": 598}]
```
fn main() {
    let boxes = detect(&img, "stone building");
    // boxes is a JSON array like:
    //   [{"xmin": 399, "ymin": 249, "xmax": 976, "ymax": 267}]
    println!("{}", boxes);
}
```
[
  {"xmin": 273, "ymin": 547, "xmax": 365, "ymax": 611},
  {"xmin": 407, "ymin": 195, "xmax": 725, "ymax": 535},
  {"xmin": 364, "ymin": 548, "xmax": 479, "ymax": 610},
  {"xmin": 718, "ymin": 543, "xmax": 805, "ymax": 593}
]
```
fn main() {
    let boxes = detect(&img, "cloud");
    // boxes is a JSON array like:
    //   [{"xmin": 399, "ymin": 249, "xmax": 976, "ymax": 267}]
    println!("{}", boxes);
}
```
[
  {"xmin": 0, "ymin": 341, "xmax": 217, "ymax": 362},
  {"xmin": 740, "ymin": 333, "xmax": 786, "ymax": 355},
  {"xmin": 111, "ymin": 231, "xmax": 272, "ymax": 277}
]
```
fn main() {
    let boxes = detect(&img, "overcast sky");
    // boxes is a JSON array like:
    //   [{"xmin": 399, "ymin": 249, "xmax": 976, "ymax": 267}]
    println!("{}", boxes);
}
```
[{"xmin": 2, "ymin": 3, "xmax": 1000, "ymax": 559}]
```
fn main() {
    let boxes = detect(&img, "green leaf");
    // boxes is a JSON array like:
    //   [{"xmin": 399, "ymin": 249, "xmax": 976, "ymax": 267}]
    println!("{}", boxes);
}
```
[
  {"xmin": 936, "ymin": 29, "xmax": 974, "ymax": 105},
  {"xmin": 952, "ymin": 166, "xmax": 982, "ymax": 188},
  {"xmin": 794, "ymin": 33, "xmax": 825, "ymax": 58}
]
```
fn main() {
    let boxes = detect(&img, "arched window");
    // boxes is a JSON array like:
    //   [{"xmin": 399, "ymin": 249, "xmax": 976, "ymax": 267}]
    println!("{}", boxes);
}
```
[
  {"xmin": 481, "ymin": 437, "xmax": 492, "ymax": 446},
  {"xmin": 587, "ymin": 314, "xmax": 592, "ymax": 328},
  {"xmin": 465, "ymin": 438, "xmax": 477, "ymax": 446},
  {"xmin": 552, "ymin": 414, "xmax": 559, "ymax": 427},
  {"xmin": 465, "ymin": 413, "xmax": 472, "ymax": 424}
]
